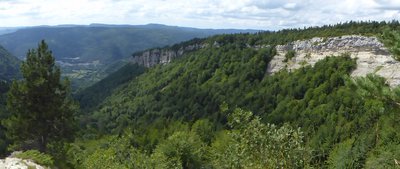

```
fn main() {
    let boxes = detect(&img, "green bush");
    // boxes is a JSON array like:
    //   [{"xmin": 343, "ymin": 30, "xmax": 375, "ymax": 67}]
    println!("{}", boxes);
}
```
[
  {"xmin": 15, "ymin": 150, "xmax": 54, "ymax": 167},
  {"xmin": 211, "ymin": 108, "xmax": 308, "ymax": 169},
  {"xmin": 284, "ymin": 50, "xmax": 296, "ymax": 62},
  {"xmin": 152, "ymin": 131, "xmax": 208, "ymax": 169},
  {"xmin": 81, "ymin": 147, "xmax": 126, "ymax": 169},
  {"xmin": 381, "ymin": 28, "xmax": 400, "ymax": 61}
]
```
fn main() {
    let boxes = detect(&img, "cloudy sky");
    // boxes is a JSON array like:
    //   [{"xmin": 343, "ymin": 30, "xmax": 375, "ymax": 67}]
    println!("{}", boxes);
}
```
[{"xmin": 0, "ymin": 0, "xmax": 399, "ymax": 30}]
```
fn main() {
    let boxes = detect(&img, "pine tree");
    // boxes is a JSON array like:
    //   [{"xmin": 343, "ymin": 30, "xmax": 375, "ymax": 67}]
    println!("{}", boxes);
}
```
[{"xmin": 3, "ymin": 40, "xmax": 77, "ymax": 152}]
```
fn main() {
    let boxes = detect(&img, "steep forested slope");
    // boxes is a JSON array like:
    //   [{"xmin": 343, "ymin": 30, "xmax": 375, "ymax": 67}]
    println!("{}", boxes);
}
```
[
  {"xmin": 65, "ymin": 21, "xmax": 400, "ymax": 168},
  {"xmin": 0, "ymin": 46, "xmax": 19, "ymax": 81},
  {"xmin": 77, "ymin": 55, "xmax": 400, "ymax": 168},
  {"xmin": 87, "ymin": 21, "xmax": 400, "ymax": 126},
  {"xmin": 75, "ymin": 63, "xmax": 146, "ymax": 111},
  {"xmin": 0, "ymin": 46, "xmax": 19, "ymax": 157}
]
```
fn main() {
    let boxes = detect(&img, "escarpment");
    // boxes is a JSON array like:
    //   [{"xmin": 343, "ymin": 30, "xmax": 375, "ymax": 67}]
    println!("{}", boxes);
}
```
[
  {"xmin": 131, "ymin": 43, "xmax": 208, "ymax": 67},
  {"xmin": 269, "ymin": 35, "xmax": 400, "ymax": 86},
  {"xmin": 131, "ymin": 35, "xmax": 400, "ymax": 86}
]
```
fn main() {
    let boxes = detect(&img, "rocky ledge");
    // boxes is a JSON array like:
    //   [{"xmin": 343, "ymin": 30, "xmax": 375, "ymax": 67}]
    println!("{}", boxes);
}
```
[
  {"xmin": 131, "ymin": 43, "xmax": 208, "ymax": 67},
  {"xmin": 0, "ymin": 158, "xmax": 46, "ymax": 169},
  {"xmin": 276, "ymin": 35, "xmax": 386, "ymax": 52},
  {"xmin": 269, "ymin": 35, "xmax": 400, "ymax": 86}
]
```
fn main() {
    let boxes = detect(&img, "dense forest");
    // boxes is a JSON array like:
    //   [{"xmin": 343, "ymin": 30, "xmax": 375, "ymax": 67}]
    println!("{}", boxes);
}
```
[
  {"xmin": 0, "ymin": 46, "xmax": 19, "ymax": 81},
  {"xmin": 75, "ymin": 63, "xmax": 146, "ymax": 112},
  {"xmin": 1, "ymin": 21, "xmax": 400, "ymax": 168}
]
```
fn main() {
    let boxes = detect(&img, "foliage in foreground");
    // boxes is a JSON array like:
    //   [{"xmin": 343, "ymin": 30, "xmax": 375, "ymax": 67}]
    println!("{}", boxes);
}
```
[
  {"xmin": 15, "ymin": 150, "xmax": 54, "ymax": 167},
  {"xmin": 84, "ymin": 53, "xmax": 400, "ymax": 168},
  {"xmin": 381, "ymin": 28, "xmax": 400, "ymax": 60},
  {"xmin": 211, "ymin": 108, "xmax": 307, "ymax": 169},
  {"xmin": 67, "ymin": 108, "xmax": 308, "ymax": 169},
  {"xmin": 67, "ymin": 72, "xmax": 400, "ymax": 169}
]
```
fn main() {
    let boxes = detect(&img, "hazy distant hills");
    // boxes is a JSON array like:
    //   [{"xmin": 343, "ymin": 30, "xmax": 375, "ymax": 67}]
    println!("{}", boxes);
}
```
[
  {"xmin": 0, "ymin": 46, "xmax": 19, "ymax": 81},
  {"xmin": 0, "ymin": 24, "xmax": 259, "ymax": 87},
  {"xmin": 0, "ymin": 24, "xmax": 259, "ymax": 61},
  {"xmin": 0, "ymin": 27, "xmax": 20, "ymax": 36}
]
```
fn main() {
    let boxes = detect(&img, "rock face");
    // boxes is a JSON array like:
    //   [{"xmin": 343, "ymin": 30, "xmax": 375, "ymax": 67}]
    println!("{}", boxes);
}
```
[
  {"xmin": 132, "ymin": 43, "xmax": 208, "ymax": 67},
  {"xmin": 275, "ymin": 35, "xmax": 385, "ymax": 52},
  {"xmin": 269, "ymin": 35, "xmax": 400, "ymax": 86},
  {"xmin": 132, "ymin": 35, "xmax": 400, "ymax": 86},
  {"xmin": 0, "ymin": 157, "xmax": 46, "ymax": 169}
]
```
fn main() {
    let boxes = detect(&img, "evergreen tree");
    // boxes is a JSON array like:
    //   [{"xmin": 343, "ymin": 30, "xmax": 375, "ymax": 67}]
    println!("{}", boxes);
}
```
[{"xmin": 3, "ymin": 40, "xmax": 77, "ymax": 152}]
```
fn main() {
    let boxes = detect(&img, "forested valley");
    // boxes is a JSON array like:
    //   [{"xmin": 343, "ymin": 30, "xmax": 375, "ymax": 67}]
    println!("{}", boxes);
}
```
[{"xmin": 1, "ymin": 21, "xmax": 400, "ymax": 168}]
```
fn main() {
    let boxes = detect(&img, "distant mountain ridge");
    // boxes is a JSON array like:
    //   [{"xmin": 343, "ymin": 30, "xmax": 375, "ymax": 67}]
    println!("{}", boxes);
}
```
[
  {"xmin": 0, "ymin": 27, "xmax": 21, "ymax": 36},
  {"xmin": 0, "ymin": 24, "xmax": 259, "ymax": 87},
  {"xmin": 0, "ymin": 23, "xmax": 260, "ymax": 62}
]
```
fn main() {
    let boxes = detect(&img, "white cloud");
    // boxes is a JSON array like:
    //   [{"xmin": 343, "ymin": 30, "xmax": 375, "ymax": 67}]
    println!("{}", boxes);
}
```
[{"xmin": 0, "ymin": 0, "xmax": 398, "ymax": 30}]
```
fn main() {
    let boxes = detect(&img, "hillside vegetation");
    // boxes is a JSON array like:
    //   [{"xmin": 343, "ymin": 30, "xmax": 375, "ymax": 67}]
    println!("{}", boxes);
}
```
[
  {"xmin": 71, "ymin": 21, "xmax": 400, "ymax": 168},
  {"xmin": 0, "ymin": 46, "xmax": 19, "ymax": 81},
  {"xmin": 75, "ymin": 63, "xmax": 146, "ymax": 111},
  {"xmin": 1, "ymin": 21, "xmax": 400, "ymax": 168}
]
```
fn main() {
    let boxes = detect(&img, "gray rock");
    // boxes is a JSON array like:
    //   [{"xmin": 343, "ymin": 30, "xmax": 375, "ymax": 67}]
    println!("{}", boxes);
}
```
[
  {"xmin": 0, "ymin": 157, "xmax": 46, "ymax": 169},
  {"xmin": 131, "ymin": 34, "xmax": 400, "ymax": 87},
  {"xmin": 270, "ymin": 35, "xmax": 400, "ymax": 87},
  {"xmin": 131, "ymin": 43, "xmax": 207, "ymax": 67}
]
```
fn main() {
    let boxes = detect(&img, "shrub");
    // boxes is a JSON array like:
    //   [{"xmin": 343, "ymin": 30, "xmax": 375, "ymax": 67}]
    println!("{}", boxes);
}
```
[
  {"xmin": 284, "ymin": 50, "xmax": 296, "ymax": 62},
  {"xmin": 211, "ymin": 108, "xmax": 308, "ymax": 169},
  {"xmin": 15, "ymin": 150, "xmax": 54, "ymax": 167}
]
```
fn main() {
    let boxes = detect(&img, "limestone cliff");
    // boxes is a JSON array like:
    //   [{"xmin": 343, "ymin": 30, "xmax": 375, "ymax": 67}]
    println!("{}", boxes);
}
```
[
  {"xmin": 131, "ymin": 35, "xmax": 399, "ymax": 86},
  {"xmin": 269, "ymin": 35, "xmax": 400, "ymax": 86},
  {"xmin": 131, "ymin": 43, "xmax": 208, "ymax": 67}
]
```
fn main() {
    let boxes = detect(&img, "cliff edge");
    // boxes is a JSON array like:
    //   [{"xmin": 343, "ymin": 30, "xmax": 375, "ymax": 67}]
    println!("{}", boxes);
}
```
[{"xmin": 269, "ymin": 35, "xmax": 400, "ymax": 86}]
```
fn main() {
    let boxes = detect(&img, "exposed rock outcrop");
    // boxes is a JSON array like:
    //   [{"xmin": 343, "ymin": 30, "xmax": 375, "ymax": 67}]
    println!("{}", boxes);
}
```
[
  {"xmin": 132, "ymin": 35, "xmax": 399, "ymax": 86},
  {"xmin": 269, "ymin": 35, "xmax": 400, "ymax": 86},
  {"xmin": 131, "ymin": 43, "xmax": 208, "ymax": 67},
  {"xmin": 275, "ymin": 35, "xmax": 385, "ymax": 52},
  {"xmin": 0, "ymin": 157, "xmax": 46, "ymax": 169}
]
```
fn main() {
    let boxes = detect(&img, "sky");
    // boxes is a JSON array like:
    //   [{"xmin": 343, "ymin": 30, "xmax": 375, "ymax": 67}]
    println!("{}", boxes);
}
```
[{"xmin": 0, "ymin": 0, "xmax": 399, "ymax": 30}]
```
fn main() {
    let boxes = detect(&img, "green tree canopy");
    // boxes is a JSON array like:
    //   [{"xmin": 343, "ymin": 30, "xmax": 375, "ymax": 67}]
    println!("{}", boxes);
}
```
[{"xmin": 3, "ymin": 40, "xmax": 77, "ymax": 152}]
